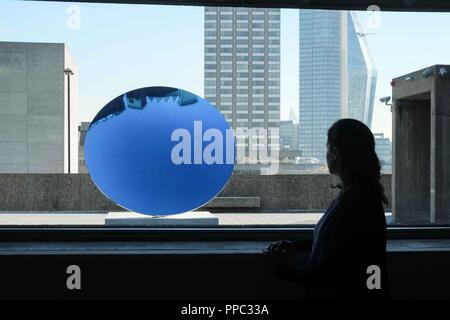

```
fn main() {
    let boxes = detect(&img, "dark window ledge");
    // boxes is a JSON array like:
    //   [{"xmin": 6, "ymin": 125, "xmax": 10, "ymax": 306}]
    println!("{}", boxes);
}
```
[
  {"xmin": 0, "ymin": 226, "xmax": 449, "ymax": 243},
  {"xmin": 0, "ymin": 238, "xmax": 450, "ymax": 255}
]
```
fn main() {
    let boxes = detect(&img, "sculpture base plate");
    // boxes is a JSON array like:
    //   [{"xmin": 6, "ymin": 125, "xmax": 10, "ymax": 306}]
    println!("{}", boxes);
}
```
[{"xmin": 105, "ymin": 211, "xmax": 218, "ymax": 227}]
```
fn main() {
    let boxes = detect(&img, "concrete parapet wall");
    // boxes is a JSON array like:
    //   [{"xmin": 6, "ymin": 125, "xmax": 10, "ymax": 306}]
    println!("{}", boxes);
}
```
[{"xmin": 0, "ymin": 174, "xmax": 392, "ymax": 212}]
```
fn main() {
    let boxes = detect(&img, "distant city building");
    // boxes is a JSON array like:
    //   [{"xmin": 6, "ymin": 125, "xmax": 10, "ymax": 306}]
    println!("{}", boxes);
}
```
[
  {"xmin": 78, "ymin": 122, "xmax": 90, "ymax": 173},
  {"xmin": 0, "ymin": 41, "xmax": 78, "ymax": 173},
  {"xmin": 279, "ymin": 149, "xmax": 302, "ymax": 165},
  {"xmin": 374, "ymin": 133, "xmax": 392, "ymax": 172},
  {"xmin": 280, "ymin": 120, "xmax": 299, "ymax": 151},
  {"xmin": 298, "ymin": 10, "xmax": 377, "ymax": 162},
  {"xmin": 204, "ymin": 7, "xmax": 280, "ymax": 164}
]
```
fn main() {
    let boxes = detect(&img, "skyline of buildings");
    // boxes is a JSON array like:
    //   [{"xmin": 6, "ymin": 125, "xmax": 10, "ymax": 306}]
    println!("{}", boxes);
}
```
[
  {"xmin": 1, "ymin": 9, "xmax": 390, "ymax": 174},
  {"xmin": 81, "ymin": 8, "xmax": 389, "ymax": 174}
]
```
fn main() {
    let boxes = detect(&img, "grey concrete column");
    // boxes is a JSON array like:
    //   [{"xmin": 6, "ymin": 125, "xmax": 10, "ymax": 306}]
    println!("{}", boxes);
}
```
[
  {"xmin": 431, "ymin": 66, "xmax": 450, "ymax": 223},
  {"xmin": 392, "ymin": 98, "xmax": 430, "ymax": 224}
]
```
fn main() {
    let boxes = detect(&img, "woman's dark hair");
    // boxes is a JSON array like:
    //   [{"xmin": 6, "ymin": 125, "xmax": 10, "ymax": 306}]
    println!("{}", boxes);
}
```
[{"xmin": 328, "ymin": 118, "xmax": 388, "ymax": 205}]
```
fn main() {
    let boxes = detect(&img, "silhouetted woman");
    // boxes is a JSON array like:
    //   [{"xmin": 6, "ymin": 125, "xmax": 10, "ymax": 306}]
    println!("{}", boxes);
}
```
[{"xmin": 265, "ymin": 119, "xmax": 389, "ymax": 299}]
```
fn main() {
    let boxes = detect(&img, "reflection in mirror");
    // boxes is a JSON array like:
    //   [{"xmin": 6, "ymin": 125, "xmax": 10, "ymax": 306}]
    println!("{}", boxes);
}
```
[{"xmin": 85, "ymin": 87, "xmax": 235, "ymax": 216}]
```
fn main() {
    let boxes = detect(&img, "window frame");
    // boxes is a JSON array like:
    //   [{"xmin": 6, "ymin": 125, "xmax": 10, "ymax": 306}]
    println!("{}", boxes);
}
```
[{"xmin": 2, "ymin": 0, "xmax": 450, "ymax": 242}]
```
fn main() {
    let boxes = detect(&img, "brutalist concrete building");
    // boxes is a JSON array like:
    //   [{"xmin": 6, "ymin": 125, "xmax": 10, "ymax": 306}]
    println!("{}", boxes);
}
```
[
  {"xmin": 392, "ymin": 65, "xmax": 450, "ymax": 224},
  {"xmin": 0, "ymin": 41, "xmax": 78, "ymax": 173}
]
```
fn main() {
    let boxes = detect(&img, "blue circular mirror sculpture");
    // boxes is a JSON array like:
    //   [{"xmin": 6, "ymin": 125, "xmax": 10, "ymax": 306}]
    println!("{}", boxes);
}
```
[{"xmin": 85, "ymin": 87, "xmax": 235, "ymax": 215}]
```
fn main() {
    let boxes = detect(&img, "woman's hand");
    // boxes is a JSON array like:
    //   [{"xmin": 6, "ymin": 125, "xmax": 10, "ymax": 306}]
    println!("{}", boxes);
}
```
[{"xmin": 263, "ymin": 240, "xmax": 297, "ymax": 257}]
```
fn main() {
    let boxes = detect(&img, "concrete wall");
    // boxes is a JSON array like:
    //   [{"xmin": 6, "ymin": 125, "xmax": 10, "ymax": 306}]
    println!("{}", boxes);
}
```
[
  {"xmin": 392, "ymin": 65, "xmax": 450, "ymax": 224},
  {"xmin": 0, "ymin": 42, "xmax": 78, "ymax": 173},
  {"xmin": 0, "ymin": 173, "xmax": 392, "ymax": 212}
]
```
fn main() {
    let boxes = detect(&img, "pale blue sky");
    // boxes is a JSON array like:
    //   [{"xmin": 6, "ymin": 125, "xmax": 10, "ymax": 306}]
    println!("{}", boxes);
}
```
[{"xmin": 1, "ymin": 1, "xmax": 450, "ymax": 140}]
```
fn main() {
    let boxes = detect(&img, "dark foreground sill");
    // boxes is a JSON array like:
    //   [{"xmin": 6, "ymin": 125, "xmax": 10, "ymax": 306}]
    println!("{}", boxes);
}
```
[
  {"xmin": 1, "ymin": 229, "xmax": 449, "ymax": 300},
  {"xmin": 0, "ymin": 226, "xmax": 450, "ymax": 241},
  {"xmin": 0, "ymin": 239, "xmax": 450, "ymax": 255}
]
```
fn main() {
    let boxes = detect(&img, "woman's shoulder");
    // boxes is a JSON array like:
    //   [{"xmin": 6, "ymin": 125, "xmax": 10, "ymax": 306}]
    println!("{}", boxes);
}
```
[
  {"xmin": 341, "ymin": 186, "xmax": 382, "ymax": 203},
  {"xmin": 337, "ymin": 188, "xmax": 385, "ymax": 218}
]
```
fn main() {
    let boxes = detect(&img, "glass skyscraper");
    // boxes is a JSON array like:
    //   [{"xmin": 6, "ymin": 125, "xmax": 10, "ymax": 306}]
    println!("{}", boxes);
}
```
[
  {"xmin": 347, "ymin": 12, "xmax": 377, "ymax": 128},
  {"xmin": 298, "ymin": 10, "xmax": 377, "ymax": 162},
  {"xmin": 204, "ymin": 7, "xmax": 280, "ymax": 163}
]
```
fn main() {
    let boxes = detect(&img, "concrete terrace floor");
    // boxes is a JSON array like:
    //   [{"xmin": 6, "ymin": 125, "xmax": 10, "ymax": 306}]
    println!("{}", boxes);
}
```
[{"xmin": 0, "ymin": 211, "xmax": 392, "ymax": 226}]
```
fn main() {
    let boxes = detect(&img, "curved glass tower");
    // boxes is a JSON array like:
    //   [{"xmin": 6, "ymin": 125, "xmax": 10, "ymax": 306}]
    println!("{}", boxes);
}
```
[{"xmin": 347, "ymin": 12, "xmax": 377, "ymax": 128}]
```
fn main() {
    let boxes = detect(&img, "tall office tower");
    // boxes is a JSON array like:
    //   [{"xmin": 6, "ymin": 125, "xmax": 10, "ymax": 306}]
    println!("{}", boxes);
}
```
[
  {"xmin": 0, "ymin": 42, "xmax": 78, "ymax": 173},
  {"xmin": 204, "ymin": 7, "xmax": 280, "ymax": 163},
  {"xmin": 298, "ymin": 10, "xmax": 377, "ymax": 162}
]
